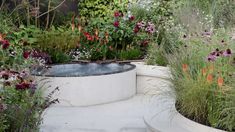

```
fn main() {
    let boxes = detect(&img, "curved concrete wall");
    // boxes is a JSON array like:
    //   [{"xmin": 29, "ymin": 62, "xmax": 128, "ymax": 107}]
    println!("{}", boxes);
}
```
[{"xmin": 37, "ymin": 67, "xmax": 136, "ymax": 107}]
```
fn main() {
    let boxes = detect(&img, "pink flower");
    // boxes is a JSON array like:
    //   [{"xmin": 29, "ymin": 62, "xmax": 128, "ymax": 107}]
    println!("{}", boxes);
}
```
[
  {"xmin": 145, "ymin": 22, "xmax": 156, "ymax": 34},
  {"xmin": 137, "ymin": 21, "xmax": 146, "ymax": 29},
  {"xmin": 113, "ymin": 21, "xmax": 119, "ymax": 27},
  {"xmin": 223, "ymin": 49, "xmax": 232, "ymax": 57}
]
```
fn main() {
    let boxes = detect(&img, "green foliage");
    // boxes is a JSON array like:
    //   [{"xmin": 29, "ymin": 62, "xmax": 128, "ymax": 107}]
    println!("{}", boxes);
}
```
[
  {"xmin": 0, "ymin": 13, "xmax": 15, "ymax": 33},
  {"xmin": 146, "ymin": 43, "xmax": 168, "ymax": 66},
  {"xmin": 118, "ymin": 48, "xmax": 141, "ymax": 60},
  {"xmin": 35, "ymin": 27, "xmax": 79, "ymax": 63},
  {"xmin": 78, "ymin": 0, "xmax": 128, "ymax": 21},
  {"xmin": 212, "ymin": 0, "xmax": 235, "ymax": 28}
]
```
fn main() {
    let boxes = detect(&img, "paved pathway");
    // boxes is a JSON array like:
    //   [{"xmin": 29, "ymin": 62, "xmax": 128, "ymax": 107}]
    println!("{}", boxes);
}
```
[{"xmin": 40, "ymin": 94, "xmax": 155, "ymax": 132}]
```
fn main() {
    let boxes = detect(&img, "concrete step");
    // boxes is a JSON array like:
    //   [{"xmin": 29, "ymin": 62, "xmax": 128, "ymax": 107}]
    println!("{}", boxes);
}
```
[{"xmin": 40, "ymin": 94, "xmax": 152, "ymax": 132}]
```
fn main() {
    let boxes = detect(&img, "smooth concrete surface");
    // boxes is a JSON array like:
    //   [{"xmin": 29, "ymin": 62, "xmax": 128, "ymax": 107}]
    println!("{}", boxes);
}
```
[
  {"xmin": 38, "ymin": 68, "xmax": 136, "ymax": 106},
  {"xmin": 40, "ymin": 95, "xmax": 150, "ymax": 132},
  {"xmin": 144, "ymin": 94, "xmax": 225, "ymax": 132},
  {"xmin": 131, "ymin": 62, "xmax": 172, "ymax": 94}
]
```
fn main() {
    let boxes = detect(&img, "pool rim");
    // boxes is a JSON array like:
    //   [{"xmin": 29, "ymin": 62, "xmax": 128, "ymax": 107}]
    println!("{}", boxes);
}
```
[{"xmin": 32, "ymin": 63, "xmax": 136, "ymax": 77}]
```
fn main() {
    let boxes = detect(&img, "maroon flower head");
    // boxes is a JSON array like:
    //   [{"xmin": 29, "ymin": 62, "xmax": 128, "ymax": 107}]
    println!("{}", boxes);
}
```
[
  {"xmin": 15, "ymin": 82, "xmax": 30, "ymax": 90},
  {"xmin": 114, "ymin": 11, "xmax": 120, "ymax": 17},
  {"xmin": 23, "ymin": 51, "xmax": 31, "ymax": 59},
  {"xmin": 129, "ymin": 16, "xmax": 135, "ymax": 21},
  {"xmin": 113, "ymin": 21, "xmax": 119, "ymax": 27},
  {"xmin": 1, "ymin": 40, "xmax": 10, "ymax": 49}
]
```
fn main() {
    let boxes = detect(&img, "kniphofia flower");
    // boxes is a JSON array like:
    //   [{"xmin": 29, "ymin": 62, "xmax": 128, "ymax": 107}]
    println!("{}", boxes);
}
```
[
  {"xmin": 209, "ymin": 65, "xmax": 214, "ymax": 73},
  {"xmin": 207, "ymin": 74, "xmax": 213, "ymax": 83},
  {"xmin": 217, "ymin": 77, "xmax": 223, "ymax": 87},
  {"xmin": 95, "ymin": 29, "xmax": 99, "ymax": 36},
  {"xmin": 71, "ymin": 24, "xmax": 75, "ymax": 31},
  {"xmin": 182, "ymin": 64, "xmax": 188, "ymax": 72},
  {"xmin": 202, "ymin": 68, "xmax": 207, "ymax": 76},
  {"xmin": 105, "ymin": 31, "xmax": 109, "ymax": 42},
  {"xmin": 0, "ymin": 33, "xmax": 6, "ymax": 41},
  {"xmin": 78, "ymin": 25, "xmax": 82, "ymax": 32},
  {"xmin": 71, "ymin": 15, "xmax": 75, "ymax": 31}
]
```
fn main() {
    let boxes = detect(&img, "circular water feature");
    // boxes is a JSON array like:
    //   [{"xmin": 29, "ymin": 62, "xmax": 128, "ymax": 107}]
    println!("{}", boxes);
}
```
[
  {"xmin": 32, "ymin": 63, "xmax": 135, "ymax": 77},
  {"xmin": 34, "ymin": 63, "xmax": 136, "ymax": 106}
]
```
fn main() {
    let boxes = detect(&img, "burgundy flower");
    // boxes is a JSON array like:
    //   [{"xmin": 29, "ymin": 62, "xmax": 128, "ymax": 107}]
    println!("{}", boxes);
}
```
[
  {"xmin": 15, "ymin": 82, "xmax": 30, "ymax": 90},
  {"xmin": 129, "ymin": 16, "xmax": 135, "ymax": 21},
  {"xmin": 1, "ymin": 73, "xmax": 9, "ymax": 80},
  {"xmin": 114, "ymin": 11, "xmax": 120, "ymax": 17},
  {"xmin": 133, "ymin": 27, "xmax": 139, "ymax": 33},
  {"xmin": 113, "ymin": 21, "xmax": 119, "ymax": 27},
  {"xmin": 141, "ymin": 40, "xmax": 149, "ymax": 47},
  {"xmin": 1, "ymin": 40, "xmax": 10, "ymax": 49},
  {"xmin": 23, "ymin": 51, "xmax": 31, "ymax": 59}
]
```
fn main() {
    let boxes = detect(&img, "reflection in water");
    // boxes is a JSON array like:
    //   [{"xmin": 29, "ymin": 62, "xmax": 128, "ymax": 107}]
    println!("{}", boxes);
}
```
[{"xmin": 32, "ymin": 63, "xmax": 133, "ymax": 77}]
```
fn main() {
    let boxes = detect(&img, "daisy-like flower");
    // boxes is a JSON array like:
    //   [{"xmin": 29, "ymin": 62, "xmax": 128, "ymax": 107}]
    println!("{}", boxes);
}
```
[{"xmin": 223, "ymin": 48, "xmax": 232, "ymax": 57}]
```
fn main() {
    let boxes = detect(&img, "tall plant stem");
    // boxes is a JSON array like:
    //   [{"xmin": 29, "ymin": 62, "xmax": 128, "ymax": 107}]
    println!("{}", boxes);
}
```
[
  {"xmin": 0, "ymin": 0, "xmax": 6, "ymax": 10},
  {"xmin": 46, "ymin": 0, "xmax": 51, "ymax": 29},
  {"xmin": 34, "ymin": 0, "xmax": 37, "ymax": 27},
  {"xmin": 26, "ymin": 0, "xmax": 30, "ymax": 26},
  {"xmin": 37, "ymin": 0, "xmax": 40, "ymax": 27},
  {"xmin": 50, "ymin": 10, "xmax": 56, "ymax": 27}
]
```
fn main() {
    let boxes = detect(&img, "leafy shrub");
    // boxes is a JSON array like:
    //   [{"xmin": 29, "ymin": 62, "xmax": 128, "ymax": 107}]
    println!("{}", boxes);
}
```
[
  {"xmin": 78, "ymin": 0, "xmax": 128, "ymax": 21},
  {"xmin": 35, "ymin": 27, "xmax": 79, "ymax": 63},
  {"xmin": 0, "ymin": 13, "xmax": 15, "ymax": 33}
]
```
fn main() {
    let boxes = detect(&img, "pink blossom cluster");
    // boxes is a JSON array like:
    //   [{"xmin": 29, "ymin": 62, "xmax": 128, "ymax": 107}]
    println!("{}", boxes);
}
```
[
  {"xmin": 207, "ymin": 48, "xmax": 232, "ymax": 62},
  {"xmin": 135, "ymin": 21, "xmax": 156, "ymax": 34}
]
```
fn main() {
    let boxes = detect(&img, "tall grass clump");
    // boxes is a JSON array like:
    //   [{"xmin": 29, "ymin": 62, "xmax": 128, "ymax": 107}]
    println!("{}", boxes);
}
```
[{"xmin": 167, "ymin": 29, "xmax": 235, "ymax": 131}]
